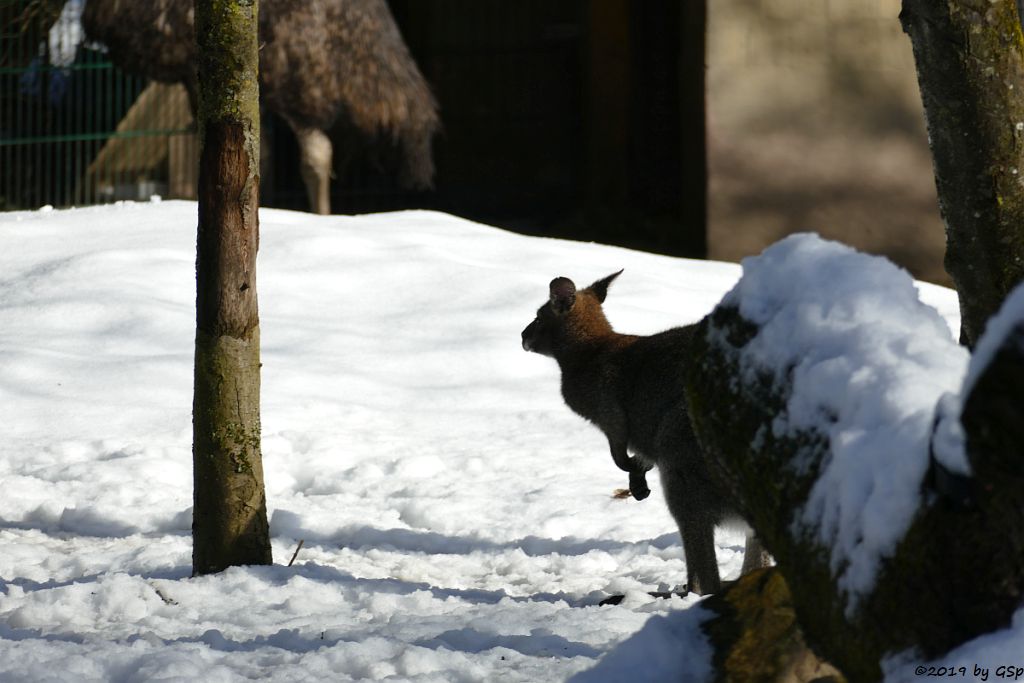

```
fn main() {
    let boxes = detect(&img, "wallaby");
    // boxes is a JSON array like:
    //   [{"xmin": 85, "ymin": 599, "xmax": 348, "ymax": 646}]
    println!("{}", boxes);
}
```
[{"xmin": 521, "ymin": 270, "xmax": 767, "ymax": 595}]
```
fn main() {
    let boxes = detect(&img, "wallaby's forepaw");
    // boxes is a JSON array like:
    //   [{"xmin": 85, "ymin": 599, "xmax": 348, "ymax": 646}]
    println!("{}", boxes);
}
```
[
  {"xmin": 631, "ymin": 486, "xmax": 651, "ymax": 501},
  {"xmin": 612, "ymin": 486, "xmax": 651, "ymax": 500},
  {"xmin": 628, "ymin": 470, "xmax": 651, "ymax": 500}
]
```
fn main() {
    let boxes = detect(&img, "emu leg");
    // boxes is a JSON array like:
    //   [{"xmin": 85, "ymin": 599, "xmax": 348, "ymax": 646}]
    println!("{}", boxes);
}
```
[{"xmin": 292, "ymin": 126, "xmax": 333, "ymax": 215}]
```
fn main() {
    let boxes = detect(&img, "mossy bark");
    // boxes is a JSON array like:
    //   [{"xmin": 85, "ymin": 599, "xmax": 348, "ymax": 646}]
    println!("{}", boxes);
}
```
[
  {"xmin": 192, "ymin": 0, "xmax": 271, "ymax": 574},
  {"xmin": 193, "ymin": 330, "xmax": 271, "ymax": 573},
  {"xmin": 901, "ymin": 0, "xmax": 1024, "ymax": 347},
  {"xmin": 686, "ymin": 307, "xmax": 1024, "ymax": 681}
]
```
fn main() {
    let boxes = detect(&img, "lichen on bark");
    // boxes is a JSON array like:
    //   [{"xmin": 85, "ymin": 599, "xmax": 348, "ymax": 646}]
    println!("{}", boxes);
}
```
[
  {"xmin": 193, "ymin": 328, "xmax": 270, "ymax": 573},
  {"xmin": 702, "ymin": 568, "xmax": 846, "ymax": 683},
  {"xmin": 901, "ymin": 0, "xmax": 1024, "ymax": 346},
  {"xmin": 194, "ymin": 0, "xmax": 261, "ymax": 211},
  {"xmin": 195, "ymin": 0, "xmax": 260, "ymax": 125}
]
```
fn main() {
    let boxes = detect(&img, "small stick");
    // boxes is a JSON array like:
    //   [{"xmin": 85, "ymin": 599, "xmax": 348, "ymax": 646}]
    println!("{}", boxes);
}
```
[{"xmin": 287, "ymin": 539, "xmax": 305, "ymax": 567}]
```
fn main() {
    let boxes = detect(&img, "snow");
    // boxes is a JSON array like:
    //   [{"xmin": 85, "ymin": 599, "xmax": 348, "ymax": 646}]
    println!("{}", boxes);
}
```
[
  {"xmin": 6, "ymin": 202, "xmax": 1017, "ymax": 680},
  {"xmin": 962, "ymin": 280, "xmax": 1024, "ymax": 396},
  {"xmin": 884, "ymin": 604, "xmax": 1024, "ymax": 683},
  {"xmin": 881, "ymin": 280, "xmax": 1024, "ymax": 679},
  {"xmin": 721, "ymin": 233, "xmax": 970, "ymax": 612},
  {"xmin": 931, "ymin": 391, "xmax": 969, "ymax": 476},
  {"xmin": 0, "ymin": 201, "xmax": 746, "ymax": 682},
  {"xmin": 568, "ymin": 606, "xmax": 714, "ymax": 683},
  {"xmin": 933, "ymin": 280, "xmax": 1024, "ymax": 479}
]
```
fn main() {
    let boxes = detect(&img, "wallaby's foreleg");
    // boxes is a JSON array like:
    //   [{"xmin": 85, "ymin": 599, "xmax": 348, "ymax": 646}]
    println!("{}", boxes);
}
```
[
  {"xmin": 607, "ymin": 437, "xmax": 653, "ymax": 500},
  {"xmin": 606, "ymin": 436, "xmax": 644, "ymax": 473}
]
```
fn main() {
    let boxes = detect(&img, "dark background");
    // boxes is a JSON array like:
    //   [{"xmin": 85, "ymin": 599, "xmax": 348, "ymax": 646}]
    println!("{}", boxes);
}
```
[{"xmin": 263, "ymin": 0, "xmax": 709, "ymax": 260}]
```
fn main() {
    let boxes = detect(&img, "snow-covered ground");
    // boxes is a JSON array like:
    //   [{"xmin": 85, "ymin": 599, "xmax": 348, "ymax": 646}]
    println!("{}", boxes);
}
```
[{"xmin": 0, "ymin": 200, "xmax": 1011, "ymax": 682}]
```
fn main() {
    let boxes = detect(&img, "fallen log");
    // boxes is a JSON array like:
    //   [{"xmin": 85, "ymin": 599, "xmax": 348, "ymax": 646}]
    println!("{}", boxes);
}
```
[{"xmin": 685, "ymin": 234, "xmax": 1024, "ymax": 681}]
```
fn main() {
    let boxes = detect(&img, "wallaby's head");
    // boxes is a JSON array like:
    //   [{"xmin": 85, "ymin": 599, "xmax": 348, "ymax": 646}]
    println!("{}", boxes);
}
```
[{"xmin": 521, "ymin": 270, "xmax": 623, "ymax": 357}]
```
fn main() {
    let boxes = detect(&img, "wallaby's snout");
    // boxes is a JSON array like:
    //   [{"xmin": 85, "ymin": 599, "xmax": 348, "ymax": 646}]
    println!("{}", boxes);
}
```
[
  {"xmin": 521, "ymin": 320, "xmax": 537, "ymax": 352},
  {"xmin": 521, "ymin": 311, "xmax": 553, "ymax": 355}
]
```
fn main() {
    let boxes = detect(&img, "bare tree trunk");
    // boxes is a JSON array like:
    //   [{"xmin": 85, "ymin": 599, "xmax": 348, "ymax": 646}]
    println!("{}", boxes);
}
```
[
  {"xmin": 901, "ymin": 0, "xmax": 1024, "ymax": 347},
  {"xmin": 192, "ymin": 0, "xmax": 272, "ymax": 575},
  {"xmin": 685, "ymin": 304, "xmax": 1024, "ymax": 681}
]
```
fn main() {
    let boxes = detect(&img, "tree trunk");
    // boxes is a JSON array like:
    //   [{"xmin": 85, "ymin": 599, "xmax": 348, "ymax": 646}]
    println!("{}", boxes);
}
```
[
  {"xmin": 901, "ymin": 0, "xmax": 1024, "ymax": 347},
  {"xmin": 192, "ymin": 0, "xmax": 272, "ymax": 575},
  {"xmin": 685, "ymin": 304, "xmax": 1024, "ymax": 682}
]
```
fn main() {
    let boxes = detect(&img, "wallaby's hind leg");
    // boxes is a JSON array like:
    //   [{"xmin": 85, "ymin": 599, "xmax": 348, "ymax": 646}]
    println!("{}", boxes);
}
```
[
  {"xmin": 681, "ymin": 517, "xmax": 720, "ymax": 595},
  {"xmin": 741, "ymin": 534, "xmax": 772, "ymax": 575},
  {"xmin": 660, "ymin": 465, "xmax": 721, "ymax": 595}
]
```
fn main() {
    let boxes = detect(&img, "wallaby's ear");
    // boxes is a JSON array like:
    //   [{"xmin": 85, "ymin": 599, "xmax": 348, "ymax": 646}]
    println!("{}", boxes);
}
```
[
  {"xmin": 549, "ymin": 277, "xmax": 577, "ymax": 314},
  {"xmin": 587, "ymin": 270, "xmax": 623, "ymax": 304}
]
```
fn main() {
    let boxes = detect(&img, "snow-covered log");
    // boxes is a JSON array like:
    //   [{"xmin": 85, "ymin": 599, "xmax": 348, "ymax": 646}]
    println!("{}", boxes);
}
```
[{"xmin": 685, "ymin": 234, "xmax": 1024, "ymax": 681}]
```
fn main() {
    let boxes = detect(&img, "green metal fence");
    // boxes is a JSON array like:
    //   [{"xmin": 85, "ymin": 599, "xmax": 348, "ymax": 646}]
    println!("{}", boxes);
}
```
[{"xmin": 0, "ymin": 0, "xmax": 195, "ymax": 211}]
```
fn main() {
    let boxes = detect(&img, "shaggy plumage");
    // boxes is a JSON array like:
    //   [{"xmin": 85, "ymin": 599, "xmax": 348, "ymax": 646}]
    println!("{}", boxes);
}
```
[{"xmin": 82, "ymin": 0, "xmax": 439, "ymax": 212}]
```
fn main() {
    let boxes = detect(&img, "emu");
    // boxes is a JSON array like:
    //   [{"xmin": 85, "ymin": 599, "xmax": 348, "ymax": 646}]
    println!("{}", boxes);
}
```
[{"xmin": 82, "ymin": 0, "xmax": 440, "ymax": 214}]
